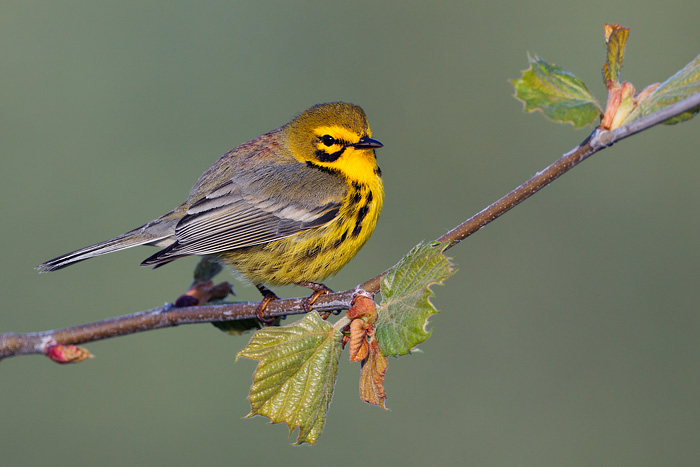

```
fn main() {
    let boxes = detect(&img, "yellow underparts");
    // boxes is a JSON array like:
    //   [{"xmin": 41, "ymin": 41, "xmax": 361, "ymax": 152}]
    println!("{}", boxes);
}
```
[{"xmin": 216, "ymin": 177, "xmax": 383, "ymax": 286}]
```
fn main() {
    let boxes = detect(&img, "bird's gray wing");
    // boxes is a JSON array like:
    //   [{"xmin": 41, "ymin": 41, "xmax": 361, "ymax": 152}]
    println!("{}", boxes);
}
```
[{"xmin": 141, "ymin": 162, "xmax": 346, "ymax": 265}]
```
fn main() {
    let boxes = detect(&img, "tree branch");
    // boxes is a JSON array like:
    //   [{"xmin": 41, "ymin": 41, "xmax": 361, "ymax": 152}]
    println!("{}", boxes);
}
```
[{"xmin": 2, "ymin": 92, "xmax": 698, "ymax": 361}]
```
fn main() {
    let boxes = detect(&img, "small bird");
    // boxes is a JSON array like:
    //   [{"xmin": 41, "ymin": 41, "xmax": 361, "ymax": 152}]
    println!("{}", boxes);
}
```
[{"xmin": 37, "ymin": 102, "xmax": 384, "ymax": 320}]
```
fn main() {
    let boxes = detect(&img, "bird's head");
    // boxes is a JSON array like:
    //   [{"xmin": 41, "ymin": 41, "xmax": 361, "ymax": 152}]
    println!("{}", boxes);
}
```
[{"xmin": 286, "ymin": 102, "xmax": 383, "ymax": 183}]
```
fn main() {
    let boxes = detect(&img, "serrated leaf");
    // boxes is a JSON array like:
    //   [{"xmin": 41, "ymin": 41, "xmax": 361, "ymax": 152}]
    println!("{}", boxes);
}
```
[
  {"xmin": 375, "ymin": 242, "xmax": 455, "ymax": 357},
  {"xmin": 512, "ymin": 55, "xmax": 602, "ymax": 128},
  {"xmin": 602, "ymin": 24, "xmax": 629, "ymax": 86},
  {"xmin": 621, "ymin": 53, "xmax": 700, "ymax": 126},
  {"xmin": 237, "ymin": 312, "xmax": 342, "ymax": 444}
]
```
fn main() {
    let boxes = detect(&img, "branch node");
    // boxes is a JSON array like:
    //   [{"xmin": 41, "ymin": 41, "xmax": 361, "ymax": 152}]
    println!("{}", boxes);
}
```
[{"xmin": 590, "ymin": 128, "xmax": 615, "ymax": 149}]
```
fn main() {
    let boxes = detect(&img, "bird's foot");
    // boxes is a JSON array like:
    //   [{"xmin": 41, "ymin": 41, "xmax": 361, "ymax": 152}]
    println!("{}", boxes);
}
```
[
  {"xmin": 297, "ymin": 282, "xmax": 334, "ymax": 318},
  {"xmin": 255, "ymin": 284, "xmax": 280, "ymax": 325}
]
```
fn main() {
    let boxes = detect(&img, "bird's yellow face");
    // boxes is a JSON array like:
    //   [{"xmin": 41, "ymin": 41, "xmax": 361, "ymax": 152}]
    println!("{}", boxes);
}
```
[{"xmin": 286, "ymin": 102, "xmax": 383, "ymax": 186}]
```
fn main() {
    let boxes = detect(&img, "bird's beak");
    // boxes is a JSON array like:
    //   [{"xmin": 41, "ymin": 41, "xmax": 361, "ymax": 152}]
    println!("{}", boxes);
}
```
[{"xmin": 352, "ymin": 136, "xmax": 383, "ymax": 149}]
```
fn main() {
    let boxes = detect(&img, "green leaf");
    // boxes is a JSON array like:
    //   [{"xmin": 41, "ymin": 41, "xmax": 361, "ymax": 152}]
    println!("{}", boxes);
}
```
[
  {"xmin": 621, "ymin": 53, "xmax": 700, "ymax": 126},
  {"xmin": 602, "ymin": 24, "xmax": 629, "ymax": 86},
  {"xmin": 375, "ymin": 242, "xmax": 455, "ymax": 357},
  {"xmin": 512, "ymin": 54, "xmax": 602, "ymax": 128},
  {"xmin": 237, "ymin": 312, "xmax": 342, "ymax": 445},
  {"xmin": 212, "ymin": 317, "xmax": 265, "ymax": 335},
  {"xmin": 192, "ymin": 256, "xmax": 224, "ymax": 284}
]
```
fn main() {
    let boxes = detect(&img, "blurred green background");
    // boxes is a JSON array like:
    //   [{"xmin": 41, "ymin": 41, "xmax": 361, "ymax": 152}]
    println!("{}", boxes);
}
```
[{"xmin": 2, "ymin": 1, "xmax": 700, "ymax": 465}]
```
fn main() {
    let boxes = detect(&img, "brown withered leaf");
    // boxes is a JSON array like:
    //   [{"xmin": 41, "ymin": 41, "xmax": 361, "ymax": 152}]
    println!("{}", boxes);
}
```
[
  {"xmin": 359, "ymin": 339, "xmax": 389, "ymax": 409},
  {"xmin": 175, "ymin": 281, "xmax": 233, "ymax": 307},
  {"xmin": 346, "ymin": 295, "xmax": 377, "ymax": 320},
  {"xmin": 349, "ymin": 318, "xmax": 369, "ymax": 362}
]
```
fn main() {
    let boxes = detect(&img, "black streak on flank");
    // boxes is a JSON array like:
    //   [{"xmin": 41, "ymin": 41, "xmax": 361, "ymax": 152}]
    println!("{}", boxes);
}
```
[
  {"xmin": 349, "ymin": 187, "xmax": 362, "ymax": 207},
  {"xmin": 305, "ymin": 244, "xmax": 322, "ymax": 258},
  {"xmin": 355, "ymin": 204, "xmax": 369, "ymax": 227},
  {"xmin": 351, "ymin": 219, "xmax": 363, "ymax": 238},
  {"xmin": 334, "ymin": 229, "xmax": 348, "ymax": 248},
  {"xmin": 352, "ymin": 199, "xmax": 370, "ymax": 238}
]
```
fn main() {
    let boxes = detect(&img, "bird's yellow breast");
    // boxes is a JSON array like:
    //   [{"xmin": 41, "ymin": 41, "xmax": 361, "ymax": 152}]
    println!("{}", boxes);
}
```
[{"xmin": 217, "ymin": 174, "xmax": 383, "ymax": 286}]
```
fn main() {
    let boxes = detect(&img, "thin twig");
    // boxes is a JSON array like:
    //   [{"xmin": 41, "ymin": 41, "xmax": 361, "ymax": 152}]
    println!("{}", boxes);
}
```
[{"xmin": 2, "ymin": 92, "xmax": 698, "ymax": 361}]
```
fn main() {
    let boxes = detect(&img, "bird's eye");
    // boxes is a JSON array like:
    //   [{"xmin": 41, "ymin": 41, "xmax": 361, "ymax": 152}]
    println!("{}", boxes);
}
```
[{"xmin": 321, "ymin": 135, "xmax": 336, "ymax": 147}]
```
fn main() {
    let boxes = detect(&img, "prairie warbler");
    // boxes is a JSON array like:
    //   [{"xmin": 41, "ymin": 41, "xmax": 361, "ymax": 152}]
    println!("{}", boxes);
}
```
[{"xmin": 37, "ymin": 102, "xmax": 384, "ymax": 319}]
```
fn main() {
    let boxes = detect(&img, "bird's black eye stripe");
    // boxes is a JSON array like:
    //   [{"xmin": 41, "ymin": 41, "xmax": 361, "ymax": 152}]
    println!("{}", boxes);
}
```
[{"xmin": 315, "ymin": 134, "xmax": 352, "ymax": 162}]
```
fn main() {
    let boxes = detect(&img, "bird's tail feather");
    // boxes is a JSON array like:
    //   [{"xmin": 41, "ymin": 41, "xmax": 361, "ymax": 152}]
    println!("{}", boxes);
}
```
[{"xmin": 36, "ymin": 214, "xmax": 178, "ymax": 273}]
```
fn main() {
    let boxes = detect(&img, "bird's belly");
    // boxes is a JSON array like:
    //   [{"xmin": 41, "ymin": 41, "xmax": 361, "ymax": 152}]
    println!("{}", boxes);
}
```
[{"xmin": 217, "ymin": 213, "xmax": 377, "ymax": 286}]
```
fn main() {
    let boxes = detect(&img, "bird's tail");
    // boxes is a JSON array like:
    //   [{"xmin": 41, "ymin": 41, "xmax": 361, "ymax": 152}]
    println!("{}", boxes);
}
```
[{"xmin": 35, "ymin": 213, "xmax": 179, "ymax": 273}]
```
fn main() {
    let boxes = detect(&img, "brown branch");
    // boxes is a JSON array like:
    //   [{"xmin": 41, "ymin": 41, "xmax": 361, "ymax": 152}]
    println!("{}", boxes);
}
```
[
  {"xmin": 2, "ymin": 92, "xmax": 699, "ymax": 361},
  {"xmin": 0, "ymin": 296, "xmax": 353, "ymax": 359}
]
